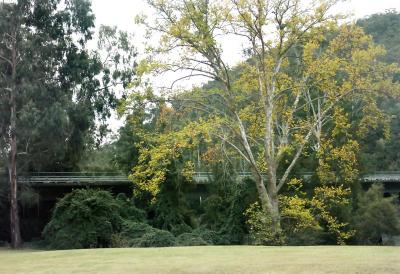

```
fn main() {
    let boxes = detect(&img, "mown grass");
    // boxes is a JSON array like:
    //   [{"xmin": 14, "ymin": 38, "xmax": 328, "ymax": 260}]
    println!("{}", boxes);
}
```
[{"xmin": 0, "ymin": 246, "xmax": 399, "ymax": 274}]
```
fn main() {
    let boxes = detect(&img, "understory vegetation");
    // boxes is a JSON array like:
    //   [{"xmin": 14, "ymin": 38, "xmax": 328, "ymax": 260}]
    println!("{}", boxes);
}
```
[{"xmin": 42, "ymin": 182, "xmax": 399, "ymax": 249}]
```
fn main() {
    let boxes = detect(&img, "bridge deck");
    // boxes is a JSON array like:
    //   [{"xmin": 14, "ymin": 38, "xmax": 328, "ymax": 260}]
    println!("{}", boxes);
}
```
[
  {"xmin": 17, "ymin": 172, "xmax": 131, "ymax": 186},
  {"xmin": 361, "ymin": 172, "xmax": 400, "ymax": 183},
  {"xmin": 12, "ymin": 171, "xmax": 400, "ymax": 187}
]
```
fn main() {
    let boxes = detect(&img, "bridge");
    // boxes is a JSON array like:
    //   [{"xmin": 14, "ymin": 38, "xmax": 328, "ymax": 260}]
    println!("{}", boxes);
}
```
[
  {"xmin": 16, "ymin": 172, "xmax": 131, "ymax": 187},
  {"xmin": 360, "ymin": 172, "xmax": 400, "ymax": 183},
  {"xmin": 13, "ymin": 171, "xmax": 400, "ymax": 186}
]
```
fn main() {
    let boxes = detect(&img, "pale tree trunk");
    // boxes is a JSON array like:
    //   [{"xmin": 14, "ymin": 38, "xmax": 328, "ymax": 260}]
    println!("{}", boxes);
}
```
[
  {"xmin": 267, "ymin": 178, "xmax": 281, "ymax": 234},
  {"xmin": 236, "ymin": 110, "xmax": 282, "ymax": 234},
  {"xmin": 9, "ymin": 31, "xmax": 21, "ymax": 248},
  {"xmin": 265, "ymin": 74, "xmax": 282, "ymax": 234},
  {"xmin": 253, "ymin": 172, "xmax": 281, "ymax": 234}
]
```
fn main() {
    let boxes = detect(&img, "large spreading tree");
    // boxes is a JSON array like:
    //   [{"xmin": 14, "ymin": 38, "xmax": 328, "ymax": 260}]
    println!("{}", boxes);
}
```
[{"xmin": 128, "ymin": 0, "xmax": 400, "ymax": 236}]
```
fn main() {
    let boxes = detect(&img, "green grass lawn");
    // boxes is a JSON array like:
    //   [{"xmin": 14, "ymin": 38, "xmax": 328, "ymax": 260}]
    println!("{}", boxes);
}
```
[{"xmin": 0, "ymin": 246, "xmax": 399, "ymax": 274}]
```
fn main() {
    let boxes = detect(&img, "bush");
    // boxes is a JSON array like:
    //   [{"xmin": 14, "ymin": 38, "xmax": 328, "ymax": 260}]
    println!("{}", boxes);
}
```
[
  {"xmin": 192, "ymin": 228, "xmax": 229, "ymax": 245},
  {"xmin": 201, "ymin": 195, "xmax": 229, "ymax": 230},
  {"xmin": 176, "ymin": 233, "xmax": 208, "ymax": 246},
  {"xmin": 42, "ymin": 189, "xmax": 145, "ymax": 249},
  {"xmin": 119, "ymin": 220, "xmax": 177, "ymax": 247},
  {"xmin": 110, "ymin": 233, "xmax": 130, "ymax": 248},
  {"xmin": 133, "ymin": 229, "xmax": 176, "ymax": 247},
  {"xmin": 216, "ymin": 179, "xmax": 258, "ymax": 244},
  {"xmin": 120, "ymin": 220, "xmax": 154, "ymax": 240},
  {"xmin": 285, "ymin": 227, "xmax": 324, "ymax": 246},
  {"xmin": 354, "ymin": 184, "xmax": 400, "ymax": 244},
  {"xmin": 280, "ymin": 193, "xmax": 323, "ymax": 245},
  {"xmin": 170, "ymin": 223, "xmax": 193, "ymax": 236},
  {"xmin": 115, "ymin": 194, "xmax": 146, "ymax": 222},
  {"xmin": 151, "ymin": 175, "xmax": 194, "ymax": 231},
  {"xmin": 244, "ymin": 202, "xmax": 285, "ymax": 246}
]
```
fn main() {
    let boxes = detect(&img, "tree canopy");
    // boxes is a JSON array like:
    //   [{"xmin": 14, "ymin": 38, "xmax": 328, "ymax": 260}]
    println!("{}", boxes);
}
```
[
  {"xmin": 123, "ymin": 0, "xmax": 400, "ymax": 238},
  {"xmin": 0, "ymin": 0, "xmax": 136, "ymax": 247}
]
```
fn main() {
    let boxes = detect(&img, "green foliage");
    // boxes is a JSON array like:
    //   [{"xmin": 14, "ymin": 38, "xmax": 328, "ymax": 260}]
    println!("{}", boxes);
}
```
[
  {"xmin": 217, "ymin": 179, "xmax": 258, "ymax": 244},
  {"xmin": 129, "ymin": 0, "xmax": 400, "ymax": 240},
  {"xmin": 42, "ymin": 189, "xmax": 144, "ymax": 249},
  {"xmin": 311, "ymin": 186, "xmax": 355, "ymax": 245},
  {"xmin": 119, "ymin": 220, "xmax": 180, "ymax": 248},
  {"xmin": 170, "ymin": 223, "xmax": 193, "ymax": 237},
  {"xmin": 120, "ymin": 221, "xmax": 154, "ymax": 241},
  {"xmin": 201, "ymin": 195, "xmax": 229, "ymax": 230},
  {"xmin": 353, "ymin": 184, "xmax": 400, "ymax": 244},
  {"xmin": 176, "ymin": 233, "xmax": 208, "ymax": 246},
  {"xmin": 356, "ymin": 11, "xmax": 400, "ymax": 172},
  {"xmin": 112, "ymin": 122, "xmax": 140, "ymax": 174},
  {"xmin": 0, "ymin": 0, "xmax": 138, "ymax": 176},
  {"xmin": 151, "ymin": 167, "xmax": 194, "ymax": 231},
  {"xmin": 279, "ymin": 182, "xmax": 323, "ymax": 245},
  {"xmin": 115, "ymin": 194, "xmax": 146, "ymax": 222},
  {"xmin": 358, "ymin": 10, "xmax": 400, "ymax": 65},
  {"xmin": 110, "ymin": 233, "xmax": 130, "ymax": 248},
  {"xmin": 77, "ymin": 144, "xmax": 119, "ymax": 172},
  {"xmin": 133, "ymin": 229, "xmax": 176, "ymax": 247},
  {"xmin": 244, "ymin": 202, "xmax": 286, "ymax": 246},
  {"xmin": 192, "ymin": 227, "xmax": 230, "ymax": 245}
]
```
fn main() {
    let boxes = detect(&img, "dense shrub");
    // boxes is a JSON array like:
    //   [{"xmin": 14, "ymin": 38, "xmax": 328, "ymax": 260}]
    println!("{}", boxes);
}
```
[
  {"xmin": 354, "ymin": 184, "xmax": 400, "ymax": 244},
  {"xmin": 133, "ymin": 229, "xmax": 176, "ymax": 247},
  {"xmin": 176, "ymin": 233, "xmax": 208, "ymax": 246},
  {"xmin": 285, "ymin": 227, "xmax": 324, "ymax": 246},
  {"xmin": 111, "ymin": 221, "xmax": 157, "ymax": 248},
  {"xmin": 192, "ymin": 228, "xmax": 229, "ymax": 245},
  {"xmin": 115, "ymin": 193, "xmax": 146, "ymax": 222},
  {"xmin": 218, "ymin": 179, "xmax": 258, "ymax": 244},
  {"xmin": 120, "ymin": 220, "xmax": 154, "ymax": 240},
  {"xmin": 201, "ymin": 195, "xmax": 229, "ymax": 230},
  {"xmin": 279, "ymin": 192, "xmax": 324, "ymax": 245},
  {"xmin": 170, "ymin": 223, "xmax": 193, "ymax": 236},
  {"xmin": 110, "ymin": 233, "xmax": 130, "ymax": 248},
  {"xmin": 151, "ymin": 175, "xmax": 194, "ymax": 231},
  {"xmin": 118, "ymin": 220, "xmax": 180, "ymax": 247},
  {"xmin": 42, "ymin": 189, "xmax": 143, "ymax": 249},
  {"xmin": 244, "ymin": 202, "xmax": 285, "ymax": 245}
]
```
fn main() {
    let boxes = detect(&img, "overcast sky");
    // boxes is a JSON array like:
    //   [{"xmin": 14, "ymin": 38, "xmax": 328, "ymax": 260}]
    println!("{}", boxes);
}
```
[
  {"xmin": 90, "ymin": 0, "xmax": 400, "ymax": 133},
  {"xmin": 91, "ymin": 0, "xmax": 400, "ymax": 75},
  {"xmin": 91, "ymin": 0, "xmax": 400, "ymax": 32}
]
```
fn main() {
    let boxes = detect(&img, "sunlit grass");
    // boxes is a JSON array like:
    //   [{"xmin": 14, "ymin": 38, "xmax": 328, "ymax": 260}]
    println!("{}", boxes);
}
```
[{"xmin": 1, "ymin": 246, "xmax": 399, "ymax": 274}]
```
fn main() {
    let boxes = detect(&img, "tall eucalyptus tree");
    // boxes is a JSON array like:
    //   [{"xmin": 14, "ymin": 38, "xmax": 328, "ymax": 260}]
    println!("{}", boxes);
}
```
[{"xmin": 0, "ymin": 0, "xmax": 136, "ymax": 247}]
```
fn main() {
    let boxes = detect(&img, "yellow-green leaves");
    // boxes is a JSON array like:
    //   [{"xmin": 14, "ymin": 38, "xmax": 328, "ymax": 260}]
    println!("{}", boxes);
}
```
[
  {"xmin": 127, "ymin": 0, "xmax": 400, "ymax": 232},
  {"xmin": 311, "ymin": 185, "xmax": 355, "ymax": 245}
]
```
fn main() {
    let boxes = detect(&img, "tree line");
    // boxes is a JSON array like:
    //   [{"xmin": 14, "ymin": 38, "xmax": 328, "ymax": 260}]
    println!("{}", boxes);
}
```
[{"xmin": 1, "ymin": 0, "xmax": 400, "ymax": 248}]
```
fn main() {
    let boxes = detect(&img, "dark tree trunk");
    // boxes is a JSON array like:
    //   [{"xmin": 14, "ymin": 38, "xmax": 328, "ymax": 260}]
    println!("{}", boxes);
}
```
[
  {"xmin": 9, "ymin": 123, "xmax": 21, "ymax": 248},
  {"xmin": 9, "ymin": 34, "xmax": 21, "ymax": 248}
]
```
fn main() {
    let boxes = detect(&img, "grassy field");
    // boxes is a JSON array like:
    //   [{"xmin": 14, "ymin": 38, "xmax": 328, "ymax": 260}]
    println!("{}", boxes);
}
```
[{"xmin": 0, "ymin": 246, "xmax": 399, "ymax": 274}]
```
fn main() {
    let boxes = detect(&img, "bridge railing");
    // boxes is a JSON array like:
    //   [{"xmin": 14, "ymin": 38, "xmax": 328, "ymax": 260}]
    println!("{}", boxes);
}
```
[
  {"xmin": 192, "ymin": 171, "xmax": 314, "ymax": 184},
  {"xmin": 361, "ymin": 172, "xmax": 400, "ymax": 183},
  {"xmin": 17, "ymin": 172, "xmax": 131, "ymax": 186},
  {"xmin": 14, "ymin": 171, "xmax": 400, "ymax": 186}
]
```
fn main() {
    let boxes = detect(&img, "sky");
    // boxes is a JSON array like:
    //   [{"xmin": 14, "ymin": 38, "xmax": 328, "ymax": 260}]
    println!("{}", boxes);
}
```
[
  {"xmin": 91, "ymin": 0, "xmax": 400, "ymax": 33},
  {"xmin": 89, "ymin": 0, "xmax": 400, "ymax": 133}
]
